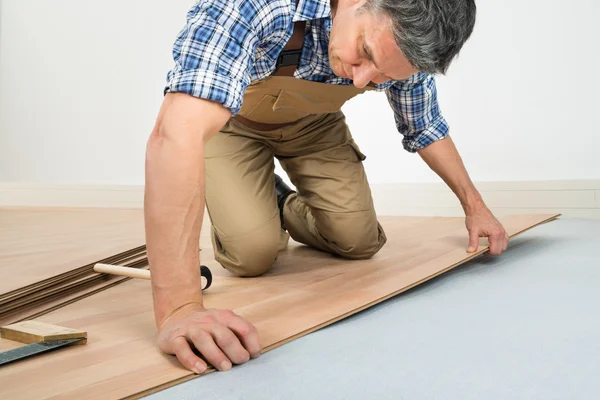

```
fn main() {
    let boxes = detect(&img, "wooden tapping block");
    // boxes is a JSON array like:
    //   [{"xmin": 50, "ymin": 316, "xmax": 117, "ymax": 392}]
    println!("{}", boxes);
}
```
[
  {"xmin": 0, "ymin": 320, "xmax": 87, "ymax": 367},
  {"xmin": 93, "ymin": 263, "xmax": 213, "ymax": 290},
  {"xmin": 0, "ymin": 320, "xmax": 87, "ymax": 345}
]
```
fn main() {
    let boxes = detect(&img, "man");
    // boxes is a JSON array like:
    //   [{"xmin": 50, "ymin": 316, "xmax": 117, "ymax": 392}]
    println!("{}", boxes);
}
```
[{"xmin": 144, "ymin": 0, "xmax": 509, "ymax": 374}]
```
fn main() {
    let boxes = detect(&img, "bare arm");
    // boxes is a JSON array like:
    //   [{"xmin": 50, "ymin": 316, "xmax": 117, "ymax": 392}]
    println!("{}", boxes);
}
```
[
  {"xmin": 417, "ymin": 136, "xmax": 482, "ymax": 211},
  {"xmin": 417, "ymin": 136, "xmax": 509, "ymax": 255},
  {"xmin": 145, "ymin": 93, "xmax": 261, "ymax": 373},
  {"xmin": 145, "ymin": 92, "xmax": 229, "ymax": 325}
]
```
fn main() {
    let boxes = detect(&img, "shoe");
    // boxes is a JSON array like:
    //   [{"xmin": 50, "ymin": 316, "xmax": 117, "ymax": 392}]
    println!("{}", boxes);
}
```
[{"xmin": 274, "ymin": 174, "xmax": 295, "ymax": 225}]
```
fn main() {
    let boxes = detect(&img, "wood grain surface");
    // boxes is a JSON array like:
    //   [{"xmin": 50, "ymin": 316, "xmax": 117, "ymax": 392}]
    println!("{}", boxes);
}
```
[
  {"xmin": 0, "ymin": 320, "xmax": 87, "ymax": 344},
  {"xmin": 0, "ymin": 249, "xmax": 148, "ymax": 326},
  {"xmin": 0, "ymin": 207, "xmax": 146, "ymax": 296},
  {"xmin": 0, "ymin": 213, "xmax": 558, "ymax": 399},
  {"xmin": 0, "ymin": 208, "xmax": 148, "ymax": 325}
]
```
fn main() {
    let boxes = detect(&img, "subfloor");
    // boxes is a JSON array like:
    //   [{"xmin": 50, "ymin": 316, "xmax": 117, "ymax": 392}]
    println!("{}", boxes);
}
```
[{"xmin": 145, "ymin": 217, "xmax": 600, "ymax": 400}]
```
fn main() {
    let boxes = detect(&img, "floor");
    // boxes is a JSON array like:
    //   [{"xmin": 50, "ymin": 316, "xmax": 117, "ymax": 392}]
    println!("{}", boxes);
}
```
[{"xmin": 144, "ymin": 217, "xmax": 600, "ymax": 400}]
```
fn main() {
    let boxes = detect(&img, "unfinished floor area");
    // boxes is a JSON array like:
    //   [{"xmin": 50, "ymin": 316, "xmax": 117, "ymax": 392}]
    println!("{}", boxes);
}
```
[{"xmin": 146, "ymin": 216, "xmax": 600, "ymax": 399}]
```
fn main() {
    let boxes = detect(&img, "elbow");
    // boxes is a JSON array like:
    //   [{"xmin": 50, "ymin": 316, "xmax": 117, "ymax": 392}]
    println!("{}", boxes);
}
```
[
  {"xmin": 146, "ymin": 124, "xmax": 163, "ymax": 153},
  {"xmin": 147, "ymin": 120, "xmax": 172, "ymax": 153},
  {"xmin": 146, "ymin": 117, "xmax": 205, "ymax": 156},
  {"xmin": 145, "ymin": 124, "xmax": 171, "ymax": 165},
  {"xmin": 144, "ymin": 122, "xmax": 200, "ymax": 175},
  {"xmin": 146, "ymin": 93, "xmax": 232, "ymax": 156}
]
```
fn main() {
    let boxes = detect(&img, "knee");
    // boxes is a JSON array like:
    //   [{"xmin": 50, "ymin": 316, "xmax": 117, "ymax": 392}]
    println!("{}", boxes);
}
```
[
  {"xmin": 231, "ymin": 238, "xmax": 281, "ymax": 277},
  {"xmin": 215, "ymin": 221, "xmax": 285, "ymax": 277},
  {"xmin": 321, "ymin": 213, "xmax": 387, "ymax": 260},
  {"xmin": 332, "ymin": 231, "xmax": 384, "ymax": 260}
]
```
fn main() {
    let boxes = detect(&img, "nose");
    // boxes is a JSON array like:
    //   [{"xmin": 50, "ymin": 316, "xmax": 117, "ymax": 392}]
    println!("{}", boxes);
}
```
[{"xmin": 351, "ymin": 63, "xmax": 379, "ymax": 88}]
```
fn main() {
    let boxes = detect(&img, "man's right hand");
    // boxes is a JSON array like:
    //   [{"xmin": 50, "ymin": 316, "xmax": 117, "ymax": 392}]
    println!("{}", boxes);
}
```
[{"xmin": 157, "ymin": 303, "xmax": 262, "ymax": 374}]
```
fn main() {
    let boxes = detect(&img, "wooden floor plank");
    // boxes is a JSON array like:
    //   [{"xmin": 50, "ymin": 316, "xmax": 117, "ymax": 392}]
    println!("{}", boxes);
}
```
[
  {"xmin": 0, "ymin": 247, "xmax": 146, "ymax": 306},
  {"xmin": 0, "ymin": 207, "xmax": 145, "ymax": 296},
  {"xmin": 0, "ymin": 214, "xmax": 558, "ymax": 399},
  {"xmin": 0, "ymin": 250, "xmax": 149, "ymax": 326}
]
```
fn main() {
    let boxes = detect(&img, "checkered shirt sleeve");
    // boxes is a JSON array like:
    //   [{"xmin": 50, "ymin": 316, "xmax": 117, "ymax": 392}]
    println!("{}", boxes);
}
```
[
  {"xmin": 164, "ymin": 0, "xmax": 267, "ymax": 115},
  {"xmin": 386, "ymin": 72, "xmax": 450, "ymax": 153}
]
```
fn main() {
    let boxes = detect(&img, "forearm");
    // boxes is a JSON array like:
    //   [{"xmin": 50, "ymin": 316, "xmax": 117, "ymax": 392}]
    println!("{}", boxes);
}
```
[
  {"xmin": 145, "ymin": 132, "xmax": 205, "ymax": 326},
  {"xmin": 417, "ymin": 136, "xmax": 484, "ymax": 213},
  {"xmin": 144, "ymin": 93, "xmax": 230, "ymax": 327}
]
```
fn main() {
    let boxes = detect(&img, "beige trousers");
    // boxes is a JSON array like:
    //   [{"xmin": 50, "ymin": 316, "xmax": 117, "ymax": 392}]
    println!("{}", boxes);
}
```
[{"xmin": 204, "ymin": 77, "xmax": 387, "ymax": 277}]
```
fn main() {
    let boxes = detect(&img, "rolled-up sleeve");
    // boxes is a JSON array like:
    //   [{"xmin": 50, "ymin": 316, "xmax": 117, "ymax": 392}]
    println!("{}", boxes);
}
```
[
  {"xmin": 164, "ymin": 1, "xmax": 260, "ymax": 115},
  {"xmin": 385, "ymin": 72, "xmax": 450, "ymax": 153}
]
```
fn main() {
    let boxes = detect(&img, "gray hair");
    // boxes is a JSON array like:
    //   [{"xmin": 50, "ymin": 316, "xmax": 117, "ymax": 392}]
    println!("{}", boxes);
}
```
[{"xmin": 359, "ymin": 0, "xmax": 477, "ymax": 74}]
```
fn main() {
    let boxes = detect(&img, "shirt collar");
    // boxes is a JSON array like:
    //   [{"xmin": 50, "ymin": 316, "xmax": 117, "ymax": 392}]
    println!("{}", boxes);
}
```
[{"xmin": 293, "ymin": 0, "xmax": 331, "ymax": 22}]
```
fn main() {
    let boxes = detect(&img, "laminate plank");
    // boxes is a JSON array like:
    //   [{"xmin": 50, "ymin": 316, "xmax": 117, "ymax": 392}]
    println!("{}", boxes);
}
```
[
  {"xmin": 3, "ymin": 274, "xmax": 136, "ymax": 325},
  {"xmin": 0, "ymin": 339, "xmax": 22, "ymax": 352},
  {"xmin": 0, "ymin": 207, "xmax": 146, "ymax": 296},
  {"xmin": 0, "ymin": 251, "xmax": 147, "ymax": 309},
  {"xmin": 0, "ymin": 260, "xmax": 147, "ymax": 315},
  {"xmin": 0, "ymin": 251, "xmax": 149, "ymax": 326},
  {"xmin": 0, "ymin": 247, "xmax": 146, "ymax": 305},
  {"xmin": 0, "ymin": 214, "xmax": 558, "ymax": 399}
]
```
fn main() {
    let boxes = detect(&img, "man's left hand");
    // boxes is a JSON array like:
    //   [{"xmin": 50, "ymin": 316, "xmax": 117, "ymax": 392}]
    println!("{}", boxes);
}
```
[
  {"xmin": 465, "ymin": 203, "xmax": 509, "ymax": 256},
  {"xmin": 414, "ymin": 136, "xmax": 510, "ymax": 256}
]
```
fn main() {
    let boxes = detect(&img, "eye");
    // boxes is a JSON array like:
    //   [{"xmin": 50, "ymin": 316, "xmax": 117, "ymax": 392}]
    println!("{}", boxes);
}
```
[{"xmin": 362, "ymin": 44, "xmax": 370, "ymax": 58}]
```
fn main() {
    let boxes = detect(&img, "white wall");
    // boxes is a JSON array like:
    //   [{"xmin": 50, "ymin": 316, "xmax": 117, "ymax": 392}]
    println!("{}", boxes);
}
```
[
  {"xmin": 0, "ymin": 0, "xmax": 195, "ymax": 185},
  {"xmin": 1, "ymin": 0, "xmax": 599, "ymax": 186}
]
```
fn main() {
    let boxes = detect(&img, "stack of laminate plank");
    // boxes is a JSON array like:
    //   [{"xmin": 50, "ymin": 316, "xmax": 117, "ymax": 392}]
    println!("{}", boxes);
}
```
[
  {"xmin": 0, "ymin": 210, "xmax": 559, "ymax": 399},
  {"xmin": 0, "ymin": 207, "xmax": 147, "ymax": 325},
  {"xmin": 0, "ymin": 245, "xmax": 148, "ymax": 325}
]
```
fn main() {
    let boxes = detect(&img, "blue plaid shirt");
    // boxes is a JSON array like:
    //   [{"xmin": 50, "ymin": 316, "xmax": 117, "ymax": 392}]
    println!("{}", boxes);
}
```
[{"xmin": 165, "ymin": 0, "xmax": 449, "ymax": 152}]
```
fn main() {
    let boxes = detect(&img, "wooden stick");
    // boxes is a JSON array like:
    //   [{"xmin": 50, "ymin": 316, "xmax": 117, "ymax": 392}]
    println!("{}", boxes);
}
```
[
  {"xmin": 93, "ymin": 264, "xmax": 150, "ymax": 280},
  {"xmin": 1, "ymin": 320, "xmax": 87, "ymax": 344}
]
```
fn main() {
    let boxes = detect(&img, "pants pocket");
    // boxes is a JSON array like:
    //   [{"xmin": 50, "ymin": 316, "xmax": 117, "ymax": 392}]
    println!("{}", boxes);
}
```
[
  {"xmin": 348, "ymin": 139, "xmax": 367, "ymax": 161},
  {"xmin": 240, "ymin": 94, "xmax": 279, "ymax": 120},
  {"xmin": 242, "ymin": 92, "xmax": 316, "ymax": 124}
]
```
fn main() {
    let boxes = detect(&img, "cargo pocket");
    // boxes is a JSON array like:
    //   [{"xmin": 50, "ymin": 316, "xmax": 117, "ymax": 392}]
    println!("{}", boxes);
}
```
[
  {"xmin": 348, "ymin": 140, "xmax": 367, "ymax": 161},
  {"xmin": 239, "ymin": 94, "xmax": 279, "ymax": 121},
  {"xmin": 274, "ymin": 89, "xmax": 346, "ymax": 115}
]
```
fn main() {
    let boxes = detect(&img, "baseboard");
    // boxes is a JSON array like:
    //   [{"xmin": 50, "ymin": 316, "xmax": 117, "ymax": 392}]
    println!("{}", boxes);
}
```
[
  {"xmin": 1, "ymin": 180, "xmax": 599, "ymax": 218},
  {"xmin": 369, "ymin": 180, "xmax": 600, "ymax": 219}
]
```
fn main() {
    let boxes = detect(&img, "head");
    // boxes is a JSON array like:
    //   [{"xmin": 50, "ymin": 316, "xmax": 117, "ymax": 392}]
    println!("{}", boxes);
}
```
[{"xmin": 328, "ymin": 0, "xmax": 477, "ymax": 87}]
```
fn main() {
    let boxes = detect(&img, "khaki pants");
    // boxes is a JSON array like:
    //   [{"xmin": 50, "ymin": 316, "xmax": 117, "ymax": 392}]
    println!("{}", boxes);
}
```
[{"xmin": 204, "ymin": 77, "xmax": 387, "ymax": 277}]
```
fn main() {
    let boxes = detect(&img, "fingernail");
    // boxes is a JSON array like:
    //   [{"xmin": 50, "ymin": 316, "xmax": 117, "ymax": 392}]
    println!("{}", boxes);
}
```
[
  {"xmin": 195, "ymin": 362, "xmax": 206, "ymax": 374},
  {"xmin": 220, "ymin": 360, "xmax": 232, "ymax": 371}
]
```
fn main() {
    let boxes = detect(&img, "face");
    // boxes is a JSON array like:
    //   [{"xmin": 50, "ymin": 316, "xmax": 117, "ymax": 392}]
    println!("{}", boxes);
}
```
[{"xmin": 329, "ymin": 0, "xmax": 419, "ymax": 87}]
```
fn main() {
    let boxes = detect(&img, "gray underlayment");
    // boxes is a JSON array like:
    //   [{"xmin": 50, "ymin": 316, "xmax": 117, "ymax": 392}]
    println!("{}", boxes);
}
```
[{"xmin": 146, "ymin": 217, "xmax": 600, "ymax": 400}]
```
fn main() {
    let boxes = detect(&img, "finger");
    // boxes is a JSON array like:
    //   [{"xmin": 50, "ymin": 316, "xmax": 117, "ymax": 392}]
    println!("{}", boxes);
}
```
[
  {"xmin": 224, "ymin": 314, "xmax": 262, "ymax": 359},
  {"xmin": 496, "ymin": 231, "xmax": 508, "ymax": 254},
  {"xmin": 211, "ymin": 325, "xmax": 250, "ymax": 365},
  {"xmin": 189, "ymin": 329, "xmax": 232, "ymax": 371},
  {"xmin": 467, "ymin": 231, "xmax": 480, "ymax": 253},
  {"xmin": 172, "ymin": 336, "xmax": 207, "ymax": 375},
  {"xmin": 488, "ymin": 233, "xmax": 503, "ymax": 256}
]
